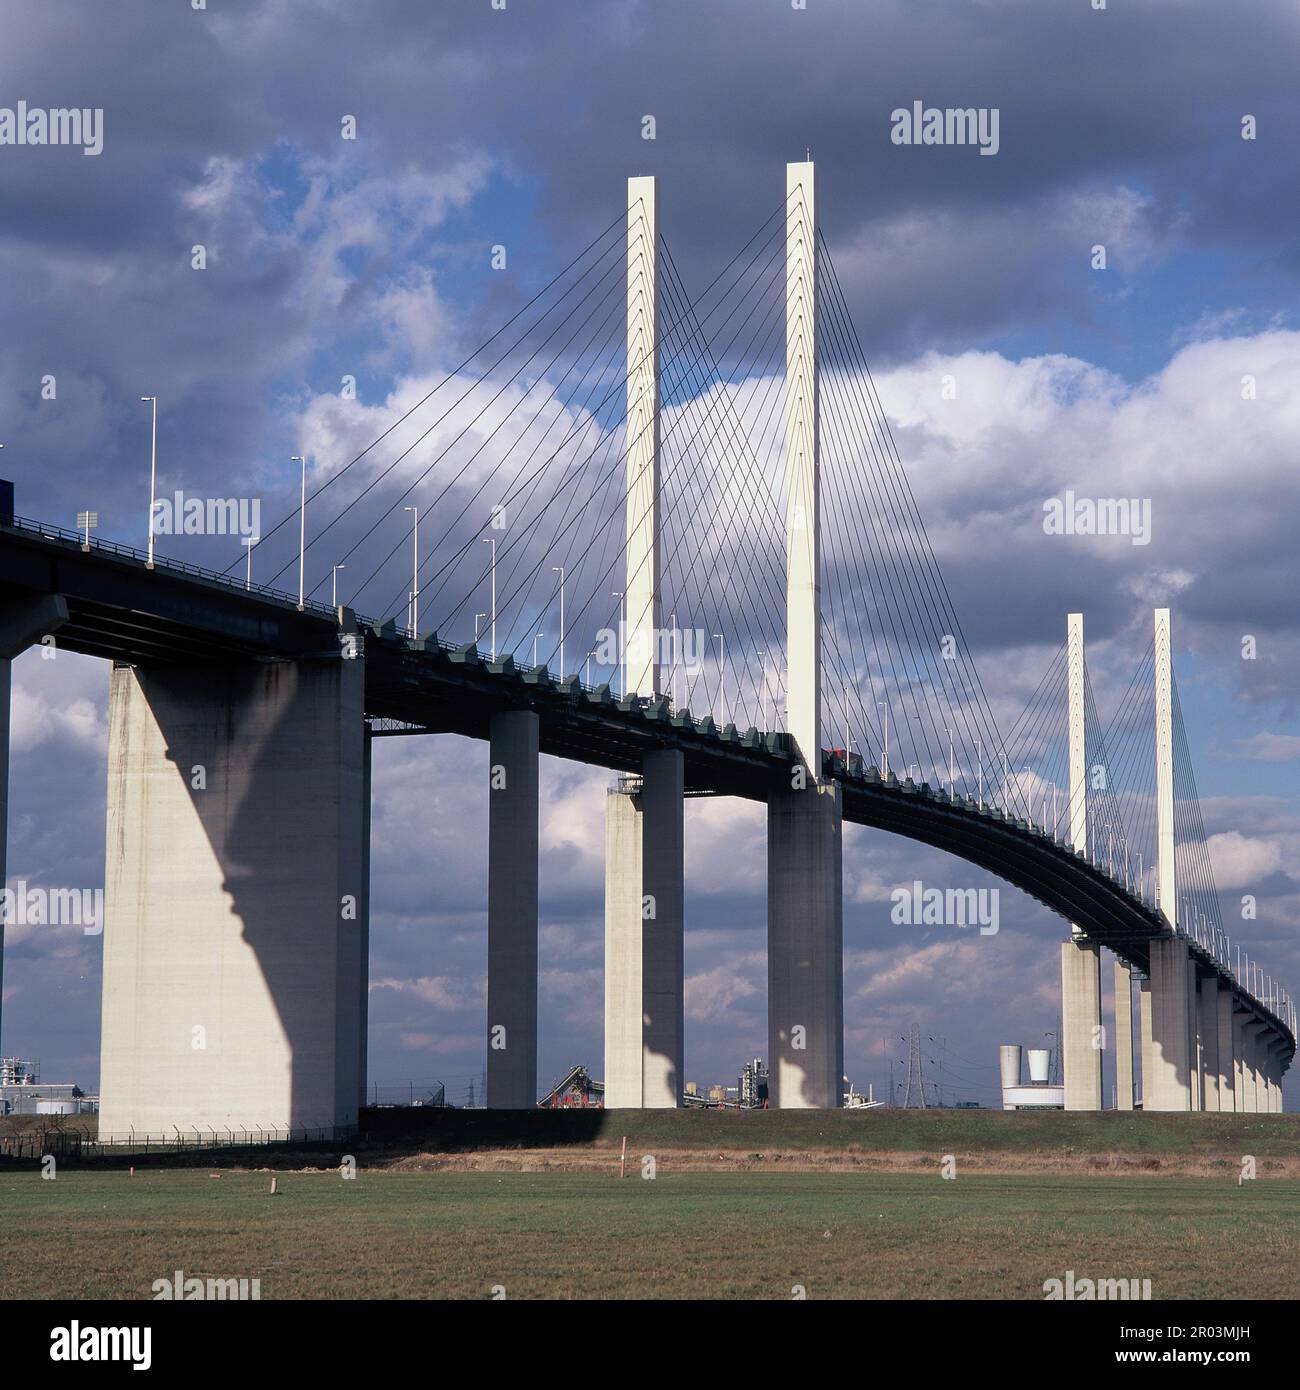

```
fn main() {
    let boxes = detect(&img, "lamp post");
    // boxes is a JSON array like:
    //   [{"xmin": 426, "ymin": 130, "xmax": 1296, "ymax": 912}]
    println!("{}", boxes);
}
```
[
  {"xmin": 242, "ymin": 535, "xmax": 258, "ymax": 590},
  {"xmin": 712, "ymin": 632, "xmax": 725, "ymax": 724},
  {"xmin": 612, "ymin": 591, "xmax": 624, "ymax": 698},
  {"xmin": 878, "ymin": 701, "xmax": 890, "ymax": 780},
  {"xmin": 475, "ymin": 613, "xmax": 487, "ymax": 643},
  {"xmin": 291, "ymin": 455, "xmax": 306, "ymax": 610},
  {"xmin": 331, "ymin": 564, "xmax": 345, "ymax": 609},
  {"xmin": 481, "ymin": 537, "xmax": 497, "ymax": 661},
  {"xmin": 141, "ymin": 396, "xmax": 158, "ymax": 568},
  {"xmin": 551, "ymin": 565, "xmax": 565, "ymax": 678},
  {"xmin": 404, "ymin": 506, "xmax": 419, "ymax": 637},
  {"xmin": 533, "ymin": 631, "xmax": 544, "ymax": 669}
]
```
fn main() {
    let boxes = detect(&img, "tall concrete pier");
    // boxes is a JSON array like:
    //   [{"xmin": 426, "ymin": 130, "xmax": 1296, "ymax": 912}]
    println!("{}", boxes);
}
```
[
  {"xmin": 486, "ymin": 708, "xmax": 539, "ymax": 1108},
  {"xmin": 768, "ymin": 778, "xmax": 843, "ymax": 1107},
  {"xmin": 98, "ymin": 653, "xmax": 368, "ymax": 1138},
  {"xmin": 766, "ymin": 161, "xmax": 845, "ymax": 1110},
  {"xmin": 603, "ymin": 176, "xmax": 685, "ymax": 1108},
  {"xmin": 1145, "ymin": 608, "xmax": 1192, "ymax": 1111},
  {"xmin": 1113, "ymin": 959, "xmax": 1134, "ymax": 1110},
  {"xmin": 1060, "ymin": 613, "xmax": 1102, "ymax": 1110},
  {"xmin": 603, "ymin": 750, "xmax": 684, "ymax": 1107},
  {"xmin": 0, "ymin": 589, "xmax": 69, "ymax": 1053}
]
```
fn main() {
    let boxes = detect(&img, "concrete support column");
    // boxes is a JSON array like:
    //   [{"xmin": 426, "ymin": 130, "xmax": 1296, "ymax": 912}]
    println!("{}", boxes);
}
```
[
  {"xmin": 1146, "ymin": 937, "xmax": 1191, "ymax": 1111},
  {"xmin": 1232, "ymin": 1011, "xmax": 1250, "ymax": 1111},
  {"xmin": 1186, "ymin": 960, "xmax": 1202, "ymax": 1111},
  {"xmin": 1216, "ymin": 988, "xmax": 1236, "ymax": 1112},
  {"xmin": 1060, "ymin": 614, "xmax": 1101, "ymax": 1111},
  {"xmin": 1113, "ymin": 958, "xmax": 1134, "ymax": 1110},
  {"xmin": 1138, "ymin": 975, "xmax": 1153, "ymax": 1108},
  {"xmin": 358, "ymin": 725, "xmax": 372, "ymax": 1110},
  {"xmin": 486, "ymin": 709, "xmax": 539, "ymax": 1109},
  {"xmin": 768, "ymin": 779, "xmax": 843, "ymax": 1109},
  {"xmin": 1061, "ymin": 939, "xmax": 1102, "ymax": 1110},
  {"xmin": 1240, "ymin": 1021, "xmax": 1264, "ymax": 1112},
  {"xmin": 1199, "ymin": 975, "xmax": 1220, "ymax": 1111},
  {"xmin": 603, "ymin": 748, "xmax": 684, "ymax": 1108},
  {"xmin": 0, "ymin": 591, "xmax": 69, "ymax": 1054},
  {"xmin": 99, "ymin": 654, "xmax": 367, "ymax": 1138},
  {"xmin": 0, "ymin": 655, "xmax": 9, "ymax": 1057}
]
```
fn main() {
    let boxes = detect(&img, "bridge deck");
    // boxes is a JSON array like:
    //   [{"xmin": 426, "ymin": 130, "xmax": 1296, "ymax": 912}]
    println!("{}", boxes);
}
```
[{"xmin": 2, "ymin": 516, "xmax": 1290, "ymax": 1063}]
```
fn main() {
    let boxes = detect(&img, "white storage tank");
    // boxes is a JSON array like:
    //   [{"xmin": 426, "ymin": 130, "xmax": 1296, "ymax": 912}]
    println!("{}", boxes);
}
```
[
  {"xmin": 36, "ymin": 1099, "xmax": 77, "ymax": 1115},
  {"xmin": 999, "ymin": 1044, "xmax": 1022, "ymax": 1092},
  {"xmin": 1027, "ymin": 1049, "xmax": 1050, "ymax": 1083}
]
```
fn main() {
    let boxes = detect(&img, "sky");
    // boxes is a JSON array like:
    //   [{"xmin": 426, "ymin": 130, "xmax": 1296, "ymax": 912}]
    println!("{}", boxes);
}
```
[{"xmin": 2, "ymin": 0, "xmax": 1298, "ymax": 1108}]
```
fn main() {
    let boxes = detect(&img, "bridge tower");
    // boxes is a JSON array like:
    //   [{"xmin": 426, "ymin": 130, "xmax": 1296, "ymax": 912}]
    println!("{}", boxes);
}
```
[
  {"xmin": 767, "ymin": 159, "xmax": 844, "ymax": 1110},
  {"xmin": 604, "ymin": 175, "xmax": 685, "ymax": 1108},
  {"xmin": 1060, "ymin": 612, "xmax": 1103, "ymax": 1111},
  {"xmin": 1145, "ymin": 606, "xmax": 1193, "ymax": 1111}
]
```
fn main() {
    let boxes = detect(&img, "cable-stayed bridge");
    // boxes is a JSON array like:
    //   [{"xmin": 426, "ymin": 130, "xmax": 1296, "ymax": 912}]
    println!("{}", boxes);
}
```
[{"xmin": 0, "ymin": 163, "xmax": 1290, "ymax": 1135}]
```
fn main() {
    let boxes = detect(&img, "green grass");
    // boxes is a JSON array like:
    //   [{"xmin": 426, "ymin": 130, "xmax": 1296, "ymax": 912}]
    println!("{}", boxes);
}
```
[{"xmin": 1, "ymin": 1167, "xmax": 1293, "ymax": 1300}]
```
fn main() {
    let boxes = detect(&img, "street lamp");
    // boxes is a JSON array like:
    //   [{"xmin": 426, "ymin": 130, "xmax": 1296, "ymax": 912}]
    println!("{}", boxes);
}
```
[
  {"xmin": 475, "ymin": 613, "xmax": 487, "ymax": 643},
  {"xmin": 612, "ymin": 591, "xmax": 624, "ymax": 698},
  {"xmin": 291, "ymin": 455, "xmax": 306, "ymax": 611},
  {"xmin": 404, "ymin": 506, "xmax": 419, "ymax": 637},
  {"xmin": 331, "ymin": 563, "xmax": 346, "ymax": 609},
  {"xmin": 533, "ymin": 631, "xmax": 544, "ymax": 668},
  {"xmin": 242, "ymin": 535, "xmax": 258, "ymax": 591},
  {"xmin": 877, "ymin": 701, "xmax": 890, "ymax": 779},
  {"xmin": 141, "ymin": 396, "xmax": 158, "ymax": 568},
  {"xmin": 551, "ymin": 565, "xmax": 565, "ymax": 678},
  {"xmin": 481, "ymin": 537, "xmax": 497, "ymax": 661},
  {"xmin": 712, "ymin": 632, "xmax": 725, "ymax": 724}
]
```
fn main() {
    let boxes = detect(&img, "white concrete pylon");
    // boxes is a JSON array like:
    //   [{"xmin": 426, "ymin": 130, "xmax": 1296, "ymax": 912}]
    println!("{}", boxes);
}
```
[
  {"xmin": 1067, "ymin": 613, "xmax": 1087, "ymax": 859},
  {"xmin": 1061, "ymin": 613, "xmax": 1102, "ymax": 1111},
  {"xmin": 784, "ymin": 159, "xmax": 820, "ymax": 776},
  {"xmin": 1154, "ymin": 607, "xmax": 1176, "ymax": 928},
  {"xmin": 625, "ymin": 175, "xmax": 661, "ymax": 700}
]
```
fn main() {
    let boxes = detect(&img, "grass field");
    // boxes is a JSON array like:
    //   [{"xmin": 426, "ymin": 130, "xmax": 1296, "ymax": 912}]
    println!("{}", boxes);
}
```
[{"xmin": 1, "ymin": 1167, "xmax": 1294, "ymax": 1300}]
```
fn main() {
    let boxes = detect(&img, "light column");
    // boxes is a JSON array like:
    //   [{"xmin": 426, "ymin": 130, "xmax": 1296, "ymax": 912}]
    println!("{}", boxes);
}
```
[
  {"xmin": 486, "ymin": 709, "xmax": 539, "ymax": 1108},
  {"xmin": 1061, "ymin": 613, "xmax": 1102, "ymax": 1110},
  {"xmin": 767, "ymin": 160, "xmax": 844, "ymax": 1109}
]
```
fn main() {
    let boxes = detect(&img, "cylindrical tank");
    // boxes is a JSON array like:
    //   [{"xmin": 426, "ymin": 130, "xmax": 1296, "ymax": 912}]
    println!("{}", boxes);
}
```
[
  {"xmin": 999, "ymin": 1045, "xmax": 1022, "ymax": 1090},
  {"xmin": 36, "ymin": 1099, "xmax": 76, "ymax": 1115},
  {"xmin": 1027, "ymin": 1049, "xmax": 1050, "ymax": 1083}
]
